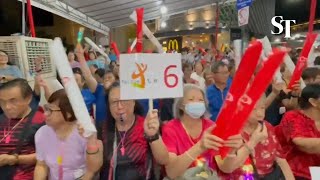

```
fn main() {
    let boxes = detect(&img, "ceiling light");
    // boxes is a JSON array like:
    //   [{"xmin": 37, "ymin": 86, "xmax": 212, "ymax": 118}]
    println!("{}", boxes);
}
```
[
  {"xmin": 174, "ymin": 29, "xmax": 179, "ymax": 32},
  {"xmin": 161, "ymin": 21, "xmax": 167, "ymax": 28},
  {"xmin": 189, "ymin": 24, "xmax": 193, "ymax": 30},
  {"xmin": 160, "ymin": 5, "xmax": 168, "ymax": 14},
  {"xmin": 205, "ymin": 22, "xmax": 210, "ymax": 29}
]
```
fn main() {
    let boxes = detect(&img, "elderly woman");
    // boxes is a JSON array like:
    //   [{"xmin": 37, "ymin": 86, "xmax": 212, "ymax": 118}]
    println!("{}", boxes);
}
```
[
  {"xmin": 276, "ymin": 84, "xmax": 320, "ymax": 180},
  {"xmin": 34, "ymin": 89, "xmax": 103, "ymax": 180},
  {"xmin": 218, "ymin": 95, "xmax": 294, "ymax": 180},
  {"xmin": 0, "ymin": 50, "xmax": 23, "ymax": 83},
  {"xmin": 99, "ymin": 82, "xmax": 169, "ymax": 180},
  {"xmin": 161, "ymin": 84, "xmax": 243, "ymax": 179},
  {"xmin": 190, "ymin": 61, "xmax": 206, "ymax": 90}
]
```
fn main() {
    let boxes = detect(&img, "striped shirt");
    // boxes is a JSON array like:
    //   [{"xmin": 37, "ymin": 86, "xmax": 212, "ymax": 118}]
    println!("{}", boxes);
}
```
[{"xmin": 0, "ymin": 110, "xmax": 45, "ymax": 180}]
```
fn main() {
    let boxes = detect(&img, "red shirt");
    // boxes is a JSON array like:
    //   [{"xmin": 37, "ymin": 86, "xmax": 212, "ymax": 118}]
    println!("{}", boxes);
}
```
[
  {"xmin": 100, "ymin": 116, "xmax": 156, "ymax": 180},
  {"xmin": 219, "ymin": 121, "xmax": 284, "ymax": 179},
  {"xmin": 0, "ymin": 110, "xmax": 44, "ymax": 180},
  {"xmin": 162, "ymin": 119, "xmax": 217, "ymax": 169},
  {"xmin": 276, "ymin": 110, "xmax": 320, "ymax": 179}
]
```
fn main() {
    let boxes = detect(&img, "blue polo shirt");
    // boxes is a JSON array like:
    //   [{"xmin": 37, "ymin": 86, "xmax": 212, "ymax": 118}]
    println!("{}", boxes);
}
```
[
  {"xmin": 206, "ymin": 82, "xmax": 231, "ymax": 121},
  {"xmin": 93, "ymin": 84, "xmax": 107, "ymax": 123},
  {"xmin": 81, "ymin": 88, "xmax": 96, "ymax": 113}
]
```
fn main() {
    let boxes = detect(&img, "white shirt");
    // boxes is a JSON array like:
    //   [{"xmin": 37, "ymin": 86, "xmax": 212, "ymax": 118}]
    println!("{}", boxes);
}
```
[{"xmin": 190, "ymin": 72, "xmax": 206, "ymax": 90}]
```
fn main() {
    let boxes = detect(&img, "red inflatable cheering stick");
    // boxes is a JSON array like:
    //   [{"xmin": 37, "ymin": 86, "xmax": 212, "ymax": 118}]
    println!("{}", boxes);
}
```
[
  {"xmin": 212, "ymin": 44, "xmax": 286, "ymax": 158},
  {"xmin": 136, "ymin": 8, "xmax": 144, "ymax": 53},
  {"xmin": 287, "ymin": 33, "xmax": 317, "ymax": 89},
  {"xmin": 212, "ymin": 41, "xmax": 262, "ymax": 140}
]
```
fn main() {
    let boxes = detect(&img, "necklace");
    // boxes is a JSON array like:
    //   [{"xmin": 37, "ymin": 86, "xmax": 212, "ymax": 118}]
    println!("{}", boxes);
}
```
[
  {"xmin": 0, "ymin": 112, "xmax": 30, "ymax": 144},
  {"xmin": 116, "ymin": 117, "xmax": 135, "ymax": 156}
]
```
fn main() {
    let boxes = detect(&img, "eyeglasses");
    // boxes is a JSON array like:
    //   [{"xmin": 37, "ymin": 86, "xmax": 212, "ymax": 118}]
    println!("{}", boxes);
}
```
[
  {"xmin": 109, "ymin": 100, "xmax": 131, "ymax": 108},
  {"xmin": 44, "ymin": 104, "xmax": 61, "ymax": 115}
]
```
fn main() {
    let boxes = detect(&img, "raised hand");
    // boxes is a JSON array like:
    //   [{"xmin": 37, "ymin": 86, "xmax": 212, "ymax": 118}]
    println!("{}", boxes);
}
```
[
  {"xmin": 290, "ymin": 80, "xmax": 301, "ymax": 97},
  {"xmin": 144, "ymin": 109, "xmax": 160, "ymax": 137},
  {"xmin": 250, "ymin": 122, "xmax": 268, "ymax": 146}
]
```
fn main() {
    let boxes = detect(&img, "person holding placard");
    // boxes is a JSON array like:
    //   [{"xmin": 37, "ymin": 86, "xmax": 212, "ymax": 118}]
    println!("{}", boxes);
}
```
[
  {"xmin": 217, "ymin": 95, "xmax": 294, "ymax": 180},
  {"xmin": 34, "ymin": 89, "xmax": 103, "ymax": 180},
  {"xmin": 99, "ymin": 82, "xmax": 169, "ymax": 180},
  {"xmin": 162, "ymin": 84, "xmax": 243, "ymax": 179},
  {"xmin": 276, "ymin": 84, "xmax": 320, "ymax": 180}
]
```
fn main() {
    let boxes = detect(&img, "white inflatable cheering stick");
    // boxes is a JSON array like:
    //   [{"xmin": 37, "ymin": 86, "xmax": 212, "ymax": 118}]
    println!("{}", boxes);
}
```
[
  {"xmin": 50, "ymin": 38, "xmax": 97, "ymax": 137},
  {"xmin": 259, "ymin": 37, "xmax": 283, "ymax": 83},
  {"xmin": 84, "ymin": 37, "xmax": 111, "ymax": 65}
]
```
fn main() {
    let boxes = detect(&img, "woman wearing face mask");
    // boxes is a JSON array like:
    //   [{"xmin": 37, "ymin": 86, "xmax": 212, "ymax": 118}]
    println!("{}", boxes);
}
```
[
  {"xmin": 276, "ymin": 84, "xmax": 320, "ymax": 180},
  {"xmin": 162, "ymin": 84, "xmax": 243, "ymax": 179},
  {"xmin": 217, "ymin": 95, "xmax": 294, "ymax": 180}
]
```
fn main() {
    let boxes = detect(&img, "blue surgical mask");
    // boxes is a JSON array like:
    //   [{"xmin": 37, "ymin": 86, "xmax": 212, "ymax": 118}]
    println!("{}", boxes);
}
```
[{"xmin": 185, "ymin": 102, "xmax": 206, "ymax": 119}]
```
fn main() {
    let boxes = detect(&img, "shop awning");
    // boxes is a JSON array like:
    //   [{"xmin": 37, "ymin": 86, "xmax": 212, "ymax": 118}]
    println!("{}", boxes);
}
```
[{"xmin": 25, "ymin": 0, "xmax": 220, "ymax": 34}]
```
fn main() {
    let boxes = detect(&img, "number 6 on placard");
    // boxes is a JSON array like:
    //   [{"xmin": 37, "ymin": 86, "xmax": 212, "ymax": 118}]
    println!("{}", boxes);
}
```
[{"xmin": 164, "ymin": 65, "xmax": 178, "ymax": 88}]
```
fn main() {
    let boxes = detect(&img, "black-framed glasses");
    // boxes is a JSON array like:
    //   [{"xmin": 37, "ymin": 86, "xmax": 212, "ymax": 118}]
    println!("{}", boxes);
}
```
[
  {"xmin": 109, "ymin": 100, "xmax": 130, "ymax": 108},
  {"xmin": 44, "ymin": 104, "xmax": 61, "ymax": 115}
]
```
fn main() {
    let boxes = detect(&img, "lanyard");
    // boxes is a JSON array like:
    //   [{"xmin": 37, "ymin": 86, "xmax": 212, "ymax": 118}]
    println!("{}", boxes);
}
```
[{"xmin": 0, "ymin": 116, "xmax": 27, "ymax": 144}]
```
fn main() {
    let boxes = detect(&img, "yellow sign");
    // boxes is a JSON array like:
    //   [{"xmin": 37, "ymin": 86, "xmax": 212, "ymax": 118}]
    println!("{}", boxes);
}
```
[{"xmin": 168, "ymin": 39, "xmax": 179, "ymax": 51}]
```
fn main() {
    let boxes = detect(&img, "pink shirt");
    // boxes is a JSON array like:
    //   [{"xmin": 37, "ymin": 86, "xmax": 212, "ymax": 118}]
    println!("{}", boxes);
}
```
[{"xmin": 162, "ymin": 119, "xmax": 217, "ymax": 169}]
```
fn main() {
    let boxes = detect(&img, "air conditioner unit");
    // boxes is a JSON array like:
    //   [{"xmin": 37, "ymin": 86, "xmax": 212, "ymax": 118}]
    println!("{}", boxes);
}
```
[
  {"xmin": 0, "ymin": 36, "xmax": 56, "ymax": 81},
  {"xmin": 0, "ymin": 36, "xmax": 57, "ymax": 104}
]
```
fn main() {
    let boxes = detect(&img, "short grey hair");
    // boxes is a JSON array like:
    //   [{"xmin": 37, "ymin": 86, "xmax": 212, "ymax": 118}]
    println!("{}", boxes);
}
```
[
  {"xmin": 211, "ymin": 61, "xmax": 228, "ymax": 73},
  {"xmin": 173, "ymin": 84, "xmax": 210, "ymax": 119}
]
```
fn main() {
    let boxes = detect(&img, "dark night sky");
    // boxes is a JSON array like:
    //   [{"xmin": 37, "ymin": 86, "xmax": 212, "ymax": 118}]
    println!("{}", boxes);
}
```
[{"xmin": 275, "ymin": 0, "xmax": 320, "ymax": 24}]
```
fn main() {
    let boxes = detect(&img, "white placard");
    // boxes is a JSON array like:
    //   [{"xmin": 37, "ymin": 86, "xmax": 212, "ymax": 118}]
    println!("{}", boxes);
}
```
[
  {"xmin": 310, "ymin": 167, "xmax": 320, "ymax": 179},
  {"xmin": 238, "ymin": 6, "xmax": 250, "ymax": 26},
  {"xmin": 120, "ymin": 53, "xmax": 183, "ymax": 100}
]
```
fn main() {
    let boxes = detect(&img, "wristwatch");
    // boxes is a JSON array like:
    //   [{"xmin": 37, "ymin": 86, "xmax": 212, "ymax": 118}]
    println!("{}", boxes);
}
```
[{"xmin": 144, "ymin": 132, "xmax": 160, "ymax": 143}]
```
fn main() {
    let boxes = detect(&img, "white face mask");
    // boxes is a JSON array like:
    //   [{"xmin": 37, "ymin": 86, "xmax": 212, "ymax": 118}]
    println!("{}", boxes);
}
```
[{"xmin": 184, "ymin": 102, "xmax": 206, "ymax": 119}]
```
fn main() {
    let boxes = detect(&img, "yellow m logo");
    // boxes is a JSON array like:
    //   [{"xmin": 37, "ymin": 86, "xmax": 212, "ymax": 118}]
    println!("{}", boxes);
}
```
[{"xmin": 168, "ymin": 39, "xmax": 179, "ymax": 51}]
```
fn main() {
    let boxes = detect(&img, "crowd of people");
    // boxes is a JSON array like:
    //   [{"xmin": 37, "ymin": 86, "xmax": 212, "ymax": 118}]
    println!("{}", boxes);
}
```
[{"xmin": 0, "ymin": 40, "xmax": 319, "ymax": 180}]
